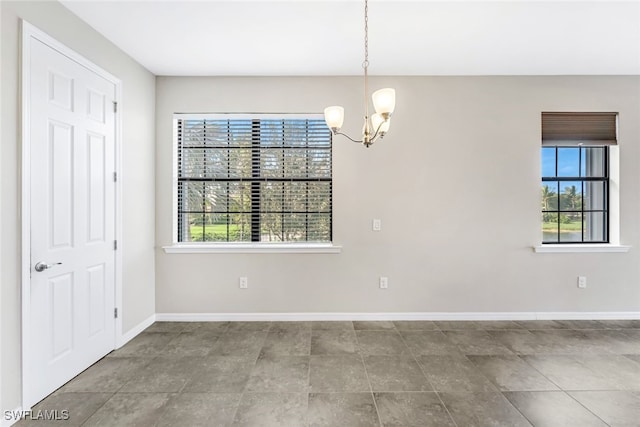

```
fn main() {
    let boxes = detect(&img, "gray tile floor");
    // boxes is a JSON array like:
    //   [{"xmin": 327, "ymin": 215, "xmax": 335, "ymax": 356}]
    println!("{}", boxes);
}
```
[{"xmin": 17, "ymin": 319, "xmax": 640, "ymax": 426}]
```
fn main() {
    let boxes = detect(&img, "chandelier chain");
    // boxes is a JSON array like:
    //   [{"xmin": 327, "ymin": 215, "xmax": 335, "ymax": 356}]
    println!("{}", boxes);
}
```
[
  {"xmin": 362, "ymin": 0, "xmax": 370, "ymax": 135},
  {"xmin": 363, "ymin": 0, "xmax": 369, "ymax": 69}
]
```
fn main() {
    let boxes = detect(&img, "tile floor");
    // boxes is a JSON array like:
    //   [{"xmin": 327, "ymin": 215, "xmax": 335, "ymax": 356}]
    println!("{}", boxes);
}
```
[{"xmin": 16, "ymin": 319, "xmax": 640, "ymax": 426}]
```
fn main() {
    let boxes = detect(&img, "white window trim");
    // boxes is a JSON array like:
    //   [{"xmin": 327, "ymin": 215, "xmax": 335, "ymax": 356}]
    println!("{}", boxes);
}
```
[
  {"xmin": 163, "ymin": 243, "xmax": 342, "ymax": 254},
  {"xmin": 533, "ymin": 244, "xmax": 630, "ymax": 253},
  {"xmin": 171, "ymin": 113, "xmax": 334, "ymax": 251},
  {"xmin": 537, "ymin": 145, "xmax": 628, "ymax": 253}
]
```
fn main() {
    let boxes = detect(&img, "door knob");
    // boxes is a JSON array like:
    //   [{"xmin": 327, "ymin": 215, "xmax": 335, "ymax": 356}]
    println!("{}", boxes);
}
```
[{"xmin": 35, "ymin": 262, "xmax": 62, "ymax": 272}]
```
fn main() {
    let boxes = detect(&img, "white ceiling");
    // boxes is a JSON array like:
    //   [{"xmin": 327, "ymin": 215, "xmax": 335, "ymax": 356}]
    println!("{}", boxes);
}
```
[{"xmin": 59, "ymin": 0, "xmax": 640, "ymax": 76}]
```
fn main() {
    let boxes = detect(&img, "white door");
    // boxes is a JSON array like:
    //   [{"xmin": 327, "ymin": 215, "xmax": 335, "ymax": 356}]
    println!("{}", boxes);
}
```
[{"xmin": 27, "ymin": 37, "xmax": 116, "ymax": 406}]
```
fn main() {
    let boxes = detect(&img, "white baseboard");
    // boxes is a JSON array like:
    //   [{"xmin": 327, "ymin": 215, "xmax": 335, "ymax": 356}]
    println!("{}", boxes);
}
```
[
  {"xmin": 155, "ymin": 311, "xmax": 640, "ymax": 322},
  {"xmin": 535, "ymin": 311, "xmax": 640, "ymax": 320},
  {"xmin": 2, "ymin": 407, "xmax": 23, "ymax": 427},
  {"xmin": 116, "ymin": 313, "xmax": 156, "ymax": 348}
]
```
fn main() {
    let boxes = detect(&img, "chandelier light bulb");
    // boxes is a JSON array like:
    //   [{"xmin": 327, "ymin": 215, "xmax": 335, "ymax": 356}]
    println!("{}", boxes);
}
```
[
  {"xmin": 324, "ymin": 106, "xmax": 345, "ymax": 132},
  {"xmin": 371, "ymin": 113, "xmax": 390, "ymax": 136},
  {"xmin": 372, "ymin": 88, "xmax": 396, "ymax": 116}
]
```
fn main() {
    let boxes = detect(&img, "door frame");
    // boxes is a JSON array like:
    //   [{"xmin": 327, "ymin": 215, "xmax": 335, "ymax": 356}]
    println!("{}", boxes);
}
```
[{"xmin": 20, "ymin": 20, "xmax": 123, "ymax": 409}]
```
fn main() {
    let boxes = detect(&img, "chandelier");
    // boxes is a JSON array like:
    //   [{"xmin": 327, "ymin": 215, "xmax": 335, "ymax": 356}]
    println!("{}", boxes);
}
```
[{"xmin": 324, "ymin": 0, "xmax": 396, "ymax": 148}]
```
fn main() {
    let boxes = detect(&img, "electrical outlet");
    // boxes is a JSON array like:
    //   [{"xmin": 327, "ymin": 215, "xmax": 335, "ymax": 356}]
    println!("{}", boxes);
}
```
[
  {"xmin": 239, "ymin": 277, "xmax": 248, "ymax": 289},
  {"xmin": 372, "ymin": 219, "xmax": 382, "ymax": 231},
  {"xmin": 577, "ymin": 276, "xmax": 587, "ymax": 289},
  {"xmin": 379, "ymin": 276, "xmax": 388, "ymax": 289}
]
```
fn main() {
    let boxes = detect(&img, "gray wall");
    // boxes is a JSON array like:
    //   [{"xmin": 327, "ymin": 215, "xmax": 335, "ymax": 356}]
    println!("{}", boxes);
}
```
[
  {"xmin": 155, "ymin": 76, "xmax": 640, "ymax": 315},
  {"xmin": 1, "ymin": 1, "xmax": 156, "ymax": 411}
]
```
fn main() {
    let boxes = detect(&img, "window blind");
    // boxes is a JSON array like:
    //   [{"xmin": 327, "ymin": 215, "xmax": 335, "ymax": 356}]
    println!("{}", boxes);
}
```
[
  {"xmin": 176, "ymin": 116, "xmax": 332, "ymax": 243},
  {"xmin": 542, "ymin": 112, "xmax": 618, "ymax": 146}
]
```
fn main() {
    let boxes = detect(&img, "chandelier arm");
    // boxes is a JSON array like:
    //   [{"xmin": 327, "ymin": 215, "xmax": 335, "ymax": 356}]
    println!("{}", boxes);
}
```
[
  {"xmin": 369, "ymin": 120, "xmax": 387, "ymax": 144},
  {"xmin": 333, "ymin": 131, "xmax": 364, "ymax": 144}
]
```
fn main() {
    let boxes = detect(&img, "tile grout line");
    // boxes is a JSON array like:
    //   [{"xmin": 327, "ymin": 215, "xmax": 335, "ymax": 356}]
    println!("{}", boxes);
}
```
[
  {"xmin": 515, "ymin": 351, "xmax": 570, "ymax": 391},
  {"xmin": 353, "ymin": 327, "xmax": 384, "ymax": 427},
  {"xmin": 305, "ymin": 327, "xmax": 311, "ymax": 427},
  {"xmin": 448, "ymin": 350, "xmax": 532, "ymax": 426},
  {"xmin": 118, "ymin": 330, "xmax": 186, "ymax": 427},
  {"xmin": 498, "ymin": 391, "xmax": 536, "ymax": 427},
  {"xmin": 564, "ymin": 391, "xmax": 614, "ymax": 426},
  {"xmin": 496, "ymin": 328, "xmax": 615, "ymax": 427},
  {"xmin": 396, "ymin": 325, "xmax": 460, "ymax": 427},
  {"xmin": 77, "ymin": 391, "xmax": 116, "ymax": 427},
  {"xmin": 226, "ymin": 322, "xmax": 272, "ymax": 424}
]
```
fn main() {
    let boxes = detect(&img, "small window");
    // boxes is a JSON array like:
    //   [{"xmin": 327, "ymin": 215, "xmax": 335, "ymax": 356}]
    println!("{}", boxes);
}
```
[
  {"xmin": 175, "ymin": 114, "xmax": 332, "ymax": 243},
  {"xmin": 541, "ymin": 112, "xmax": 616, "ymax": 244}
]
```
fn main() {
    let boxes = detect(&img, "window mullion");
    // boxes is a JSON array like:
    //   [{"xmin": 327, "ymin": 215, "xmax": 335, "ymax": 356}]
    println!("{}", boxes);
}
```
[
  {"xmin": 251, "ymin": 120, "xmax": 261, "ymax": 242},
  {"xmin": 305, "ymin": 121, "xmax": 309, "ymax": 241},
  {"xmin": 201, "ymin": 120, "xmax": 207, "ymax": 241},
  {"xmin": 281, "ymin": 121, "xmax": 285, "ymax": 241},
  {"xmin": 579, "ymin": 147, "xmax": 583, "ymax": 242},
  {"xmin": 177, "ymin": 119, "xmax": 184, "ymax": 242},
  {"xmin": 226, "ymin": 120, "xmax": 230, "ymax": 242},
  {"xmin": 555, "ymin": 147, "xmax": 560, "ymax": 242},
  {"xmin": 605, "ymin": 147, "xmax": 610, "ymax": 242},
  {"xmin": 580, "ymin": 180, "xmax": 585, "ymax": 242}
]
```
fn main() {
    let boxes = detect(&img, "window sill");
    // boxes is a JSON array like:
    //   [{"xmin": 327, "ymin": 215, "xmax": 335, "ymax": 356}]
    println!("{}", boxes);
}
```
[
  {"xmin": 533, "ymin": 244, "xmax": 631, "ymax": 253},
  {"xmin": 163, "ymin": 243, "xmax": 342, "ymax": 254}
]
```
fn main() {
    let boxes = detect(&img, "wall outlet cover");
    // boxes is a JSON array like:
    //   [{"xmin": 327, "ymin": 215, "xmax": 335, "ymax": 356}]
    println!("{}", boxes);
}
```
[{"xmin": 379, "ymin": 276, "xmax": 388, "ymax": 289}]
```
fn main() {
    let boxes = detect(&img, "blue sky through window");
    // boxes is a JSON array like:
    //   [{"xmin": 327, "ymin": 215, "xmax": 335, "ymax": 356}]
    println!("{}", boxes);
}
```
[
  {"xmin": 541, "ymin": 147, "xmax": 555, "ymax": 177},
  {"xmin": 542, "ymin": 147, "xmax": 584, "ymax": 178}
]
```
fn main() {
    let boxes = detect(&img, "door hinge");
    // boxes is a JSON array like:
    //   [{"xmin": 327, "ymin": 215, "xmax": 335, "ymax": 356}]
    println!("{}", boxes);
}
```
[
  {"xmin": 113, "ymin": 101, "xmax": 118, "ymax": 113},
  {"xmin": 114, "ymin": 308, "xmax": 118, "ymax": 319},
  {"xmin": 114, "ymin": 240, "xmax": 118, "ymax": 250},
  {"xmin": 113, "ymin": 171, "xmax": 117, "ymax": 182}
]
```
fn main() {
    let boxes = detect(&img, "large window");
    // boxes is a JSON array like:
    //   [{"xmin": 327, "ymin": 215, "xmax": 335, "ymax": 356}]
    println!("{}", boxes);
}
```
[
  {"xmin": 541, "ymin": 112, "xmax": 617, "ymax": 244},
  {"xmin": 175, "ymin": 114, "xmax": 332, "ymax": 243}
]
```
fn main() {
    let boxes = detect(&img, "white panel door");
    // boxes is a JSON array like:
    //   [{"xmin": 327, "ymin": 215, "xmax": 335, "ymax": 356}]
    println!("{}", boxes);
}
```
[{"xmin": 28, "ymin": 38, "xmax": 116, "ymax": 405}]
